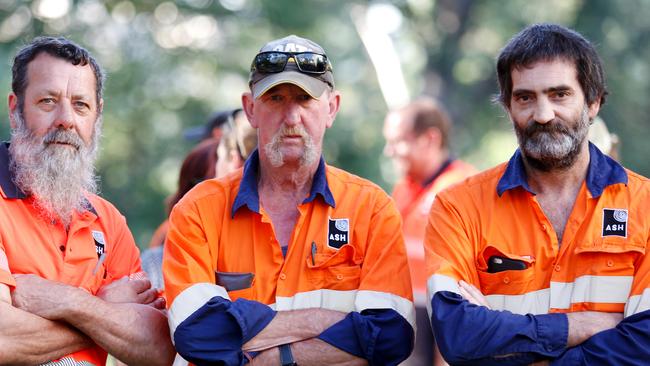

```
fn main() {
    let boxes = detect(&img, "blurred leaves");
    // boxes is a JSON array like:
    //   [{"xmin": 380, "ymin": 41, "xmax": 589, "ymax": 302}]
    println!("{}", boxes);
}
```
[{"xmin": 0, "ymin": 0, "xmax": 648, "ymax": 246}]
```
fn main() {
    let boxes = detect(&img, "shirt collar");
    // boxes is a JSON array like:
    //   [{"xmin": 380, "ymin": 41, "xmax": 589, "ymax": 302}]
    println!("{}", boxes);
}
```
[
  {"xmin": 422, "ymin": 158, "xmax": 454, "ymax": 188},
  {"xmin": 231, "ymin": 149, "xmax": 336, "ymax": 218},
  {"xmin": 0, "ymin": 142, "xmax": 98, "ymax": 215},
  {"xmin": 497, "ymin": 142, "xmax": 627, "ymax": 197}
]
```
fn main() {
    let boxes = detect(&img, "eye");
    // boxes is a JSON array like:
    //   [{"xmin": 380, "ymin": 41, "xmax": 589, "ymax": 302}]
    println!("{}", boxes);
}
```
[
  {"xmin": 297, "ymin": 94, "xmax": 311, "ymax": 101},
  {"xmin": 73, "ymin": 101, "xmax": 90, "ymax": 110},
  {"xmin": 40, "ymin": 97, "xmax": 56, "ymax": 105}
]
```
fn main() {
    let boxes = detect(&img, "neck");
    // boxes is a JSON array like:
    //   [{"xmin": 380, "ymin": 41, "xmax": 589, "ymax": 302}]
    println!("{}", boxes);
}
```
[
  {"xmin": 411, "ymin": 149, "xmax": 449, "ymax": 185},
  {"xmin": 524, "ymin": 143, "xmax": 590, "ymax": 195},
  {"xmin": 258, "ymin": 155, "xmax": 319, "ymax": 196}
]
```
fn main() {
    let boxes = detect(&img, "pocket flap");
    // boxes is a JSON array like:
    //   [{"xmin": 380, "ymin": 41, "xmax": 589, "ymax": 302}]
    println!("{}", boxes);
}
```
[
  {"xmin": 575, "ymin": 239, "xmax": 646, "ymax": 255},
  {"xmin": 478, "ymin": 245, "xmax": 535, "ymax": 270},
  {"xmin": 215, "ymin": 271, "xmax": 255, "ymax": 291},
  {"xmin": 306, "ymin": 243, "xmax": 361, "ymax": 269}
]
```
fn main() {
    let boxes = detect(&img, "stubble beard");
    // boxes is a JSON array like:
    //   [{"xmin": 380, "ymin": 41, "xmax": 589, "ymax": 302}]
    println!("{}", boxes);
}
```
[
  {"xmin": 9, "ymin": 110, "xmax": 101, "ymax": 227},
  {"xmin": 515, "ymin": 107, "xmax": 590, "ymax": 172},
  {"xmin": 264, "ymin": 125, "xmax": 319, "ymax": 168}
]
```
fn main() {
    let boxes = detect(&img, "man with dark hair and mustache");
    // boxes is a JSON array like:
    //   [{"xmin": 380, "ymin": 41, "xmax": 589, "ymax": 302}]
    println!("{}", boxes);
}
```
[
  {"xmin": 0, "ymin": 37, "xmax": 174, "ymax": 365},
  {"xmin": 164, "ymin": 35, "xmax": 415, "ymax": 365},
  {"xmin": 424, "ymin": 24, "xmax": 650, "ymax": 365}
]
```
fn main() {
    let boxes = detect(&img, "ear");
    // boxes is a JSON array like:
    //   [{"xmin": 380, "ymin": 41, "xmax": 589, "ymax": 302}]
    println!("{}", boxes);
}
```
[
  {"xmin": 241, "ymin": 92, "xmax": 258, "ymax": 128},
  {"xmin": 587, "ymin": 98, "xmax": 601, "ymax": 120},
  {"xmin": 7, "ymin": 93, "xmax": 18, "ymax": 129},
  {"xmin": 325, "ymin": 90, "xmax": 341, "ymax": 129},
  {"xmin": 423, "ymin": 127, "xmax": 443, "ymax": 149}
]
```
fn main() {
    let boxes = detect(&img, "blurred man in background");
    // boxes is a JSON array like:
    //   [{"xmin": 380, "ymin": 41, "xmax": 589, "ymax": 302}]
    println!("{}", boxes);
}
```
[
  {"xmin": 0, "ymin": 36, "xmax": 174, "ymax": 365},
  {"xmin": 383, "ymin": 98, "xmax": 474, "ymax": 365},
  {"xmin": 164, "ymin": 34, "xmax": 415, "ymax": 365},
  {"xmin": 425, "ymin": 23, "xmax": 650, "ymax": 365}
]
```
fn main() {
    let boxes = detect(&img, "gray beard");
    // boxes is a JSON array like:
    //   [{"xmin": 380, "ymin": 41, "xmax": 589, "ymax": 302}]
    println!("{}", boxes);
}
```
[
  {"xmin": 9, "ymin": 110, "xmax": 101, "ymax": 227},
  {"xmin": 264, "ymin": 125, "xmax": 319, "ymax": 168},
  {"xmin": 515, "ymin": 107, "xmax": 590, "ymax": 172}
]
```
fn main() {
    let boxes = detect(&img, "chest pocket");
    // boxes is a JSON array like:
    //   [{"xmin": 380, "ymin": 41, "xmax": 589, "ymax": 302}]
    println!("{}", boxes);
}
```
[
  {"xmin": 477, "ymin": 245, "xmax": 536, "ymax": 295},
  {"xmin": 574, "ymin": 239, "xmax": 645, "ymax": 276},
  {"xmin": 306, "ymin": 243, "xmax": 362, "ymax": 290}
]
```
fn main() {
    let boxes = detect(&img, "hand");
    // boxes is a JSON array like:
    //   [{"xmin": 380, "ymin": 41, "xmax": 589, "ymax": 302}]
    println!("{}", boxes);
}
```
[
  {"xmin": 12, "ymin": 274, "xmax": 75, "ymax": 319},
  {"xmin": 566, "ymin": 311, "xmax": 623, "ymax": 347},
  {"xmin": 458, "ymin": 280, "xmax": 491, "ymax": 309},
  {"xmin": 97, "ymin": 276, "xmax": 165, "ymax": 309}
]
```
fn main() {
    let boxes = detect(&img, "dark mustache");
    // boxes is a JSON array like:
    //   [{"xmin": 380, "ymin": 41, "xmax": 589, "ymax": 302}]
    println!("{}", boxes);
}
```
[
  {"xmin": 43, "ymin": 129, "xmax": 83, "ymax": 150},
  {"xmin": 525, "ymin": 120, "xmax": 573, "ymax": 137}
]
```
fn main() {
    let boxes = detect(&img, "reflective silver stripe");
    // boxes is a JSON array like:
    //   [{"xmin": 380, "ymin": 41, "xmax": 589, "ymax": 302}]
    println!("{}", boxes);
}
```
[
  {"xmin": 485, "ymin": 288, "xmax": 550, "ymax": 314},
  {"xmin": 550, "ymin": 275, "xmax": 633, "ymax": 309},
  {"xmin": 356, "ymin": 290, "xmax": 416, "ymax": 329},
  {"xmin": 40, "ymin": 357, "xmax": 94, "ymax": 366},
  {"xmin": 172, "ymin": 354, "xmax": 189, "ymax": 366},
  {"xmin": 426, "ymin": 274, "xmax": 460, "ymax": 319},
  {"xmin": 625, "ymin": 288, "xmax": 650, "ymax": 316},
  {"xmin": 168, "ymin": 283, "xmax": 230, "ymax": 340},
  {"xmin": 275, "ymin": 289, "xmax": 357, "ymax": 312},
  {"xmin": 273, "ymin": 289, "xmax": 415, "ymax": 328}
]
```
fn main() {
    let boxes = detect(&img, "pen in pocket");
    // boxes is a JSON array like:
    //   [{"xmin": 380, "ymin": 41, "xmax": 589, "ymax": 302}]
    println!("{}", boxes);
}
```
[
  {"xmin": 92, "ymin": 252, "xmax": 106, "ymax": 275},
  {"xmin": 311, "ymin": 241, "xmax": 317, "ymax": 265}
]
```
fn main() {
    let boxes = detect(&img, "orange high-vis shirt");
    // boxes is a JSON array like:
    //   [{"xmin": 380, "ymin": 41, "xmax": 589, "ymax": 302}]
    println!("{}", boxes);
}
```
[
  {"xmin": 392, "ymin": 159, "xmax": 475, "ymax": 301},
  {"xmin": 164, "ymin": 157, "xmax": 416, "ymax": 334},
  {"xmin": 0, "ymin": 143, "xmax": 142, "ymax": 365},
  {"xmin": 425, "ymin": 145, "xmax": 650, "ymax": 318}
]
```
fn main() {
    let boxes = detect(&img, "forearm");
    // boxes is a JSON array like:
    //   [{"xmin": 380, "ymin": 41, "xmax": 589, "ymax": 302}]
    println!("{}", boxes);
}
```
[
  {"xmin": 0, "ymin": 301, "xmax": 91, "ymax": 365},
  {"xmin": 243, "ymin": 308, "xmax": 347, "ymax": 352},
  {"xmin": 61, "ymin": 289, "xmax": 174, "ymax": 366},
  {"xmin": 551, "ymin": 309, "xmax": 650, "ymax": 365},
  {"xmin": 252, "ymin": 339, "xmax": 367, "ymax": 366}
]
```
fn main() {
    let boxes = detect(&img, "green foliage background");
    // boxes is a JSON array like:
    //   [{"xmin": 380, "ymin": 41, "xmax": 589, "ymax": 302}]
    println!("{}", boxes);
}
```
[{"xmin": 1, "ymin": 0, "xmax": 648, "ymax": 247}]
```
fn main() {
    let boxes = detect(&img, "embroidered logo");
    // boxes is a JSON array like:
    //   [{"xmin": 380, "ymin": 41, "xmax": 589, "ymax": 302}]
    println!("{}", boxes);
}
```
[
  {"xmin": 92, "ymin": 230, "xmax": 106, "ymax": 257},
  {"xmin": 328, "ymin": 218, "xmax": 349, "ymax": 249},
  {"xmin": 602, "ymin": 208, "xmax": 628, "ymax": 237}
]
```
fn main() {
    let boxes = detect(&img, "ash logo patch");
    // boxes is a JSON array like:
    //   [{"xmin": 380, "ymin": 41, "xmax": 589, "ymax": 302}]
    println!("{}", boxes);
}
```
[
  {"xmin": 328, "ymin": 218, "xmax": 349, "ymax": 249},
  {"xmin": 92, "ymin": 230, "xmax": 106, "ymax": 257},
  {"xmin": 602, "ymin": 208, "xmax": 628, "ymax": 237}
]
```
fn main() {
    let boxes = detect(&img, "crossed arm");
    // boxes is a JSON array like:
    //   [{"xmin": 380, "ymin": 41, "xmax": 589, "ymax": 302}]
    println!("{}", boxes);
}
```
[{"xmin": 0, "ymin": 275, "xmax": 174, "ymax": 366}]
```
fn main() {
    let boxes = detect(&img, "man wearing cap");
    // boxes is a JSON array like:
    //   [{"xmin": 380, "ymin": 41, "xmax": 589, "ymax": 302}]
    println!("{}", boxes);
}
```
[
  {"xmin": 0, "ymin": 37, "xmax": 174, "ymax": 365},
  {"xmin": 164, "ymin": 35, "xmax": 416, "ymax": 365}
]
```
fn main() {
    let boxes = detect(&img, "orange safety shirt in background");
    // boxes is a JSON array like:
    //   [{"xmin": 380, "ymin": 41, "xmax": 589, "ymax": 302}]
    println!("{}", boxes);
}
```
[
  {"xmin": 164, "ymin": 151, "xmax": 415, "ymax": 365},
  {"xmin": 0, "ymin": 143, "xmax": 142, "ymax": 365},
  {"xmin": 392, "ymin": 158, "xmax": 475, "ymax": 301}
]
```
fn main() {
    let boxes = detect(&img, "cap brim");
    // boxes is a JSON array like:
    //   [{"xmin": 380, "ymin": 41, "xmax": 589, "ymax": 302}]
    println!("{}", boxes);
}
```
[{"xmin": 252, "ymin": 71, "xmax": 328, "ymax": 99}]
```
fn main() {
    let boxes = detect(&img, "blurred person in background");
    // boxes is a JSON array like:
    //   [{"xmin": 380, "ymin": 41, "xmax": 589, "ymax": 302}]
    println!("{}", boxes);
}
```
[
  {"xmin": 425, "ymin": 23, "xmax": 650, "ymax": 365},
  {"xmin": 0, "ymin": 36, "xmax": 173, "ymax": 365},
  {"xmin": 164, "ymin": 34, "xmax": 415, "ymax": 365},
  {"xmin": 216, "ymin": 108, "xmax": 258, "ymax": 178},
  {"xmin": 383, "ymin": 97, "xmax": 475, "ymax": 366},
  {"xmin": 142, "ymin": 137, "xmax": 219, "ymax": 291}
]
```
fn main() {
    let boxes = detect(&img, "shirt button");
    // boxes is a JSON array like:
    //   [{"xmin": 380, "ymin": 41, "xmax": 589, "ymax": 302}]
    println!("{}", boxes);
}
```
[
  {"xmin": 554, "ymin": 265, "xmax": 561, "ymax": 272},
  {"xmin": 279, "ymin": 273, "xmax": 286, "ymax": 280},
  {"xmin": 503, "ymin": 277, "xmax": 510, "ymax": 284},
  {"xmin": 607, "ymin": 260, "xmax": 614, "ymax": 267},
  {"xmin": 59, "ymin": 245, "xmax": 65, "ymax": 252},
  {"xmin": 336, "ymin": 274, "xmax": 344, "ymax": 280},
  {"xmin": 542, "ymin": 224, "xmax": 547, "ymax": 231}
]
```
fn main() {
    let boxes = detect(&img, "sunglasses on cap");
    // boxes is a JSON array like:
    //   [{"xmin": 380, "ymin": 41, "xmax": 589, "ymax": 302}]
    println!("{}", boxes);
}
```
[{"xmin": 251, "ymin": 51, "xmax": 331, "ymax": 74}]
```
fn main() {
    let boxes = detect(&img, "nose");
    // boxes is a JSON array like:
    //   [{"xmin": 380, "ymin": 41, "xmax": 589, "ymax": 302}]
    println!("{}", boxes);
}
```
[
  {"xmin": 282, "ymin": 102, "xmax": 301, "ymax": 127},
  {"xmin": 532, "ymin": 98, "xmax": 555, "ymax": 124},
  {"xmin": 54, "ymin": 101, "xmax": 75, "ymax": 130}
]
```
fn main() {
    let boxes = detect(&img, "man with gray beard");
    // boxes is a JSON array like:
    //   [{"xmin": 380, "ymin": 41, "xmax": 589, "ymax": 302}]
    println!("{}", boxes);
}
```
[
  {"xmin": 163, "ymin": 35, "xmax": 415, "ymax": 365},
  {"xmin": 424, "ymin": 24, "xmax": 650, "ymax": 365},
  {"xmin": 0, "ymin": 37, "xmax": 174, "ymax": 365}
]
